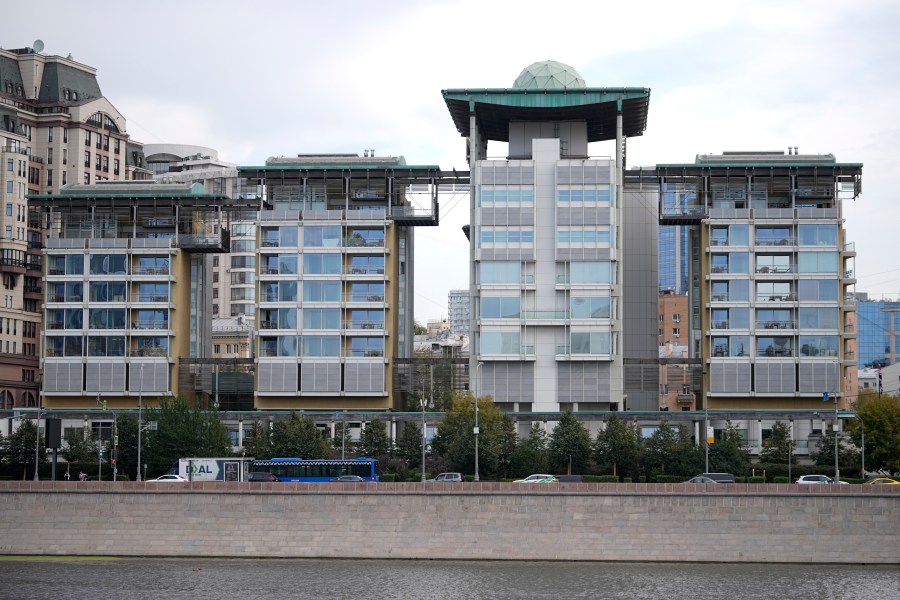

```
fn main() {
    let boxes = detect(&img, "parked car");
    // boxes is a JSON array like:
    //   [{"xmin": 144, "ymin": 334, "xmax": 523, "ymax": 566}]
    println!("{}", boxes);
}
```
[
  {"xmin": 864, "ymin": 477, "xmax": 899, "ymax": 485},
  {"xmin": 685, "ymin": 475, "xmax": 718, "ymax": 484},
  {"xmin": 698, "ymin": 473, "xmax": 735, "ymax": 483},
  {"xmin": 427, "ymin": 473, "xmax": 463, "ymax": 483},
  {"xmin": 329, "ymin": 475, "xmax": 365, "ymax": 482},
  {"xmin": 514, "ymin": 474, "xmax": 557, "ymax": 483},
  {"xmin": 247, "ymin": 472, "xmax": 278, "ymax": 482},
  {"xmin": 148, "ymin": 474, "xmax": 188, "ymax": 483},
  {"xmin": 796, "ymin": 475, "xmax": 848, "ymax": 484}
]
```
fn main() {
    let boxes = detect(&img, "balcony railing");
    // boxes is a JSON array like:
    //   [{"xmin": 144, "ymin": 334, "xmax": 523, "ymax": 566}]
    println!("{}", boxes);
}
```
[
  {"xmin": 131, "ymin": 320, "xmax": 168, "ymax": 330},
  {"xmin": 134, "ymin": 267, "xmax": 170, "ymax": 275},
  {"xmin": 346, "ymin": 267, "xmax": 385, "ymax": 275},
  {"xmin": 755, "ymin": 238, "xmax": 795, "ymax": 247},
  {"xmin": 344, "ymin": 237, "xmax": 385, "ymax": 248},
  {"xmin": 710, "ymin": 294, "xmax": 728, "ymax": 302},
  {"xmin": 135, "ymin": 294, "xmax": 169, "ymax": 302},
  {"xmin": 346, "ymin": 321, "xmax": 385, "ymax": 329},
  {"xmin": 134, "ymin": 347, "xmax": 168, "ymax": 357},
  {"xmin": 346, "ymin": 294, "xmax": 385, "ymax": 302},
  {"xmin": 348, "ymin": 349, "xmax": 385, "ymax": 357},
  {"xmin": 757, "ymin": 320, "xmax": 795, "ymax": 330},
  {"xmin": 756, "ymin": 294, "xmax": 796, "ymax": 302},
  {"xmin": 755, "ymin": 265, "xmax": 795, "ymax": 274},
  {"xmin": 711, "ymin": 321, "xmax": 730, "ymax": 329}
]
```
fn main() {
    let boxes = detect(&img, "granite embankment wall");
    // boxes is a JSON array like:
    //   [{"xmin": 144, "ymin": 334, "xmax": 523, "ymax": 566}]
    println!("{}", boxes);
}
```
[{"xmin": 1, "ymin": 481, "xmax": 897, "ymax": 563}]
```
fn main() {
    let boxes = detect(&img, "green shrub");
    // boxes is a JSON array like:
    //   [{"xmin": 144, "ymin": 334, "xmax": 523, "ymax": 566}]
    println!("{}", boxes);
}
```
[
  {"xmin": 747, "ymin": 476, "xmax": 766, "ymax": 484},
  {"xmin": 772, "ymin": 476, "xmax": 789, "ymax": 484},
  {"xmin": 622, "ymin": 477, "xmax": 632, "ymax": 483},
  {"xmin": 381, "ymin": 473, "xmax": 396, "ymax": 483},
  {"xmin": 584, "ymin": 475, "xmax": 619, "ymax": 483},
  {"xmin": 653, "ymin": 475, "xmax": 683, "ymax": 483}
]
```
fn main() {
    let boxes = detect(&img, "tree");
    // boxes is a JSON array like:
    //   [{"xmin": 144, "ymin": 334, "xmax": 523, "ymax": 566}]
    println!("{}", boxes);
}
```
[
  {"xmin": 62, "ymin": 425, "xmax": 99, "ymax": 464},
  {"xmin": 812, "ymin": 427, "xmax": 859, "ymax": 473},
  {"xmin": 510, "ymin": 424, "xmax": 549, "ymax": 477},
  {"xmin": 430, "ymin": 392, "xmax": 514, "ymax": 479},
  {"xmin": 331, "ymin": 420, "xmax": 355, "ymax": 458},
  {"xmin": 413, "ymin": 320, "xmax": 426, "ymax": 335},
  {"xmin": 5, "ymin": 419, "xmax": 44, "ymax": 479},
  {"xmin": 396, "ymin": 422, "xmax": 424, "ymax": 468},
  {"xmin": 643, "ymin": 421, "xmax": 701, "ymax": 478},
  {"xmin": 358, "ymin": 420, "xmax": 392, "ymax": 458},
  {"xmin": 271, "ymin": 412, "xmax": 330, "ymax": 459},
  {"xmin": 593, "ymin": 414, "xmax": 642, "ymax": 479},
  {"xmin": 707, "ymin": 421, "xmax": 751, "ymax": 477},
  {"xmin": 847, "ymin": 391, "xmax": 900, "ymax": 475},
  {"xmin": 114, "ymin": 414, "xmax": 139, "ymax": 479},
  {"xmin": 548, "ymin": 412, "xmax": 592, "ymax": 474},
  {"xmin": 242, "ymin": 421, "xmax": 274, "ymax": 460},
  {"xmin": 141, "ymin": 396, "xmax": 232, "ymax": 478},
  {"xmin": 759, "ymin": 421, "xmax": 793, "ymax": 465}
]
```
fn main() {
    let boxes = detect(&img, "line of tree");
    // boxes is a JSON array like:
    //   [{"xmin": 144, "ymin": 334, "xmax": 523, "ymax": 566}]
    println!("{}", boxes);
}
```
[{"xmin": 2, "ymin": 389, "xmax": 897, "ymax": 480}]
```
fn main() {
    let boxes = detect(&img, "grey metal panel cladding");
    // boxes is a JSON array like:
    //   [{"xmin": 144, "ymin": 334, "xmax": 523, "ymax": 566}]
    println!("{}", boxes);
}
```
[
  {"xmin": 481, "ymin": 208, "xmax": 534, "ymax": 226},
  {"xmin": 344, "ymin": 363, "xmax": 385, "ymax": 392},
  {"xmin": 85, "ymin": 363, "xmax": 126, "ymax": 392},
  {"xmin": 755, "ymin": 362, "xmax": 796, "ymax": 394},
  {"xmin": 798, "ymin": 362, "xmax": 840, "ymax": 394},
  {"xmin": 557, "ymin": 208, "xmax": 610, "ymax": 226},
  {"xmin": 557, "ymin": 164, "xmax": 612, "ymax": 185},
  {"xmin": 259, "ymin": 362, "xmax": 298, "ymax": 393},
  {"xmin": 557, "ymin": 248, "xmax": 608, "ymax": 261},
  {"xmin": 709, "ymin": 363, "xmax": 752, "ymax": 393},
  {"xmin": 558, "ymin": 362, "xmax": 611, "ymax": 403},
  {"xmin": 480, "ymin": 165, "xmax": 534, "ymax": 186},
  {"xmin": 483, "ymin": 363, "xmax": 534, "ymax": 403},
  {"xmin": 480, "ymin": 248, "xmax": 536, "ymax": 261},
  {"xmin": 300, "ymin": 362, "xmax": 340, "ymax": 392},
  {"xmin": 44, "ymin": 362, "xmax": 83, "ymax": 393}
]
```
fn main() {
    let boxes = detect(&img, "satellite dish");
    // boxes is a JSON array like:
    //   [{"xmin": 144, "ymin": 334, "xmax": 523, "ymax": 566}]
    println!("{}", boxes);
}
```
[{"xmin": 33, "ymin": 39, "xmax": 44, "ymax": 53}]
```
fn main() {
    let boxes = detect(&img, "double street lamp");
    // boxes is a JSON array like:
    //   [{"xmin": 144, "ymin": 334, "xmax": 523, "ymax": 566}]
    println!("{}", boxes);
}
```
[{"xmin": 474, "ymin": 362, "xmax": 483, "ymax": 482}]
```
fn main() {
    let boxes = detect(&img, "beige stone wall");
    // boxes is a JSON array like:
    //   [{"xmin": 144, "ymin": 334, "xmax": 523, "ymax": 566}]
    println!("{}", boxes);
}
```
[{"xmin": 1, "ymin": 482, "xmax": 897, "ymax": 563}]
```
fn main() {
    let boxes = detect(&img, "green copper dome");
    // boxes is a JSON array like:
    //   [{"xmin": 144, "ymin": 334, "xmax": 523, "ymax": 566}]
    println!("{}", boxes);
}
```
[{"xmin": 513, "ymin": 60, "xmax": 586, "ymax": 90}]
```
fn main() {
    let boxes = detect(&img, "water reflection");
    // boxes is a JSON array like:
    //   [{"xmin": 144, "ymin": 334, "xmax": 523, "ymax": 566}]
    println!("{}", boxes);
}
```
[{"xmin": 0, "ymin": 558, "xmax": 897, "ymax": 600}]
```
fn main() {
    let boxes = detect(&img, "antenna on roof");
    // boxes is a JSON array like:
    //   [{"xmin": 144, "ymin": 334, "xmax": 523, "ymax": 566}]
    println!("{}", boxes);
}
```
[{"xmin": 32, "ymin": 39, "xmax": 44, "ymax": 53}]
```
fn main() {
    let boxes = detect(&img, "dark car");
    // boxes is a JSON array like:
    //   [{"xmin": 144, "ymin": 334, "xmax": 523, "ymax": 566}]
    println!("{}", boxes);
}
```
[
  {"xmin": 330, "ymin": 475, "xmax": 365, "ymax": 482},
  {"xmin": 247, "ymin": 472, "xmax": 278, "ymax": 482}
]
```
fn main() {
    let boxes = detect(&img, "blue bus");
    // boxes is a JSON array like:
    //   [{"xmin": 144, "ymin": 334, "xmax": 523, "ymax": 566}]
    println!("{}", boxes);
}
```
[{"xmin": 252, "ymin": 457, "xmax": 380, "ymax": 482}]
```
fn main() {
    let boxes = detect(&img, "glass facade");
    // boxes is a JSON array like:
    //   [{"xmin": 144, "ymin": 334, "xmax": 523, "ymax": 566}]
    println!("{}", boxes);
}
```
[{"xmin": 857, "ymin": 301, "xmax": 900, "ymax": 368}]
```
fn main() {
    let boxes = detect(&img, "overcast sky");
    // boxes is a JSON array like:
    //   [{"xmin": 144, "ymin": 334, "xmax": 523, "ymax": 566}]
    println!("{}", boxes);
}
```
[{"xmin": 6, "ymin": 0, "xmax": 899, "ymax": 322}]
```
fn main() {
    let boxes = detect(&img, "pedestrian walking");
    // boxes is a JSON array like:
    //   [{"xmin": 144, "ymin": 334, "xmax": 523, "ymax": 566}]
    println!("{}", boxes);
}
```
[{"xmin": 78, "ymin": 471, "xmax": 87, "ymax": 482}]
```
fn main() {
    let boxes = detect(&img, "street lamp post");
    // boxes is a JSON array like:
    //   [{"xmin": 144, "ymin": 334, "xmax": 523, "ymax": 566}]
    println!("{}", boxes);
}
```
[
  {"xmin": 33, "ymin": 402, "xmax": 43, "ymax": 481},
  {"xmin": 833, "ymin": 360, "xmax": 840, "ymax": 482},
  {"xmin": 704, "ymin": 406, "xmax": 709, "ymax": 474},
  {"xmin": 474, "ymin": 362, "xmax": 483, "ymax": 482},
  {"xmin": 136, "ymin": 363, "xmax": 143, "ymax": 482}
]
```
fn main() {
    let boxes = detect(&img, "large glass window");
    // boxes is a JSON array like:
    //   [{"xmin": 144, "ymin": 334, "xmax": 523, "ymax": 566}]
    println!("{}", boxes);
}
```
[
  {"xmin": 571, "ymin": 332, "xmax": 611, "ymax": 354},
  {"xmin": 756, "ymin": 227, "xmax": 793, "ymax": 246},
  {"xmin": 48, "ymin": 254, "xmax": 84, "ymax": 276},
  {"xmin": 349, "ymin": 256, "xmax": 384, "ymax": 274},
  {"xmin": 480, "ymin": 332, "xmax": 521, "ymax": 354},
  {"xmin": 261, "ymin": 226, "xmax": 298, "ymax": 247},
  {"xmin": 278, "ymin": 281, "xmax": 297, "ymax": 302},
  {"xmin": 89, "ymin": 282, "xmax": 125, "ymax": 302},
  {"xmin": 798, "ymin": 224, "xmax": 837, "ymax": 246},
  {"xmin": 89, "ymin": 254, "xmax": 127, "ymax": 275},
  {"xmin": 88, "ymin": 336, "xmax": 125, "ymax": 357},
  {"xmin": 480, "ymin": 187, "xmax": 535, "ymax": 205},
  {"xmin": 479, "ymin": 227, "xmax": 534, "ymax": 245},
  {"xmin": 712, "ymin": 335, "xmax": 750, "ymax": 357},
  {"xmin": 302, "ymin": 281, "xmax": 341, "ymax": 302},
  {"xmin": 798, "ymin": 280, "xmax": 839, "ymax": 302},
  {"xmin": 557, "ymin": 187, "xmax": 610, "ymax": 204},
  {"xmin": 757, "ymin": 337, "xmax": 793, "ymax": 357},
  {"xmin": 348, "ymin": 310, "xmax": 384, "ymax": 329},
  {"xmin": 799, "ymin": 336, "xmax": 839, "ymax": 357},
  {"xmin": 557, "ymin": 226, "xmax": 610, "ymax": 244},
  {"xmin": 301, "ymin": 335, "xmax": 340, "ymax": 357},
  {"xmin": 263, "ymin": 254, "xmax": 297, "ymax": 275},
  {"xmin": 569, "ymin": 261, "xmax": 611, "ymax": 284},
  {"xmin": 478, "ymin": 261, "xmax": 521, "ymax": 284},
  {"xmin": 570, "ymin": 296, "xmax": 610, "ymax": 319},
  {"xmin": 799, "ymin": 307, "xmax": 839, "ymax": 329},
  {"xmin": 136, "ymin": 283, "xmax": 168, "ymax": 302},
  {"xmin": 346, "ymin": 228, "xmax": 385, "ymax": 247},
  {"xmin": 480, "ymin": 297, "xmax": 520, "ymax": 319},
  {"xmin": 303, "ymin": 308, "xmax": 340, "ymax": 329},
  {"xmin": 303, "ymin": 226, "xmax": 341, "ymax": 247},
  {"xmin": 134, "ymin": 337, "xmax": 168, "ymax": 357},
  {"xmin": 303, "ymin": 254, "xmax": 341, "ymax": 275},
  {"xmin": 756, "ymin": 309, "xmax": 793, "ymax": 330},
  {"xmin": 136, "ymin": 256, "xmax": 169, "ymax": 275},
  {"xmin": 133, "ymin": 310, "xmax": 167, "ymax": 329},
  {"xmin": 348, "ymin": 283, "xmax": 384, "ymax": 302},
  {"xmin": 756, "ymin": 282, "xmax": 793, "ymax": 302},
  {"xmin": 88, "ymin": 308, "xmax": 125, "ymax": 329},
  {"xmin": 231, "ymin": 255, "xmax": 256, "ymax": 269},
  {"xmin": 798, "ymin": 252, "xmax": 838, "ymax": 274},
  {"xmin": 46, "ymin": 308, "xmax": 82, "ymax": 330},
  {"xmin": 711, "ymin": 308, "xmax": 750, "ymax": 329},
  {"xmin": 711, "ymin": 253, "xmax": 749, "ymax": 274},
  {"xmin": 46, "ymin": 336, "xmax": 83, "ymax": 357},
  {"xmin": 710, "ymin": 280, "xmax": 750, "ymax": 302},
  {"xmin": 349, "ymin": 337, "xmax": 384, "ymax": 357},
  {"xmin": 756, "ymin": 254, "xmax": 792, "ymax": 274}
]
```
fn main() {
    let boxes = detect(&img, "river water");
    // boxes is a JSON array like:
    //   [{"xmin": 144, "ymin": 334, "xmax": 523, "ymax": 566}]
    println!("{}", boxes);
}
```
[{"xmin": 0, "ymin": 557, "xmax": 896, "ymax": 600}]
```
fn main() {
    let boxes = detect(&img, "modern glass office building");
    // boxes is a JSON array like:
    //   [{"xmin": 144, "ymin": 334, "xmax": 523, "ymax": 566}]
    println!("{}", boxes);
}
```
[{"xmin": 856, "ymin": 300, "xmax": 900, "ymax": 368}]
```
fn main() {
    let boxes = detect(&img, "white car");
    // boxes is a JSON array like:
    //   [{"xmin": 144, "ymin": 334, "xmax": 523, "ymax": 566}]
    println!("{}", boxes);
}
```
[
  {"xmin": 796, "ymin": 475, "xmax": 848, "ymax": 485},
  {"xmin": 148, "ymin": 474, "xmax": 189, "ymax": 482},
  {"xmin": 513, "ymin": 474, "xmax": 558, "ymax": 483}
]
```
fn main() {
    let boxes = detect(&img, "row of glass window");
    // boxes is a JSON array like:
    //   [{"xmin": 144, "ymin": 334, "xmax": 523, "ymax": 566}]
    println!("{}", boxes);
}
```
[
  {"xmin": 711, "ymin": 335, "xmax": 840, "ymax": 358},
  {"xmin": 478, "ymin": 261, "xmax": 613, "ymax": 285},
  {"xmin": 479, "ymin": 331, "xmax": 611, "ymax": 355},
  {"xmin": 710, "ymin": 307, "xmax": 840, "ymax": 330},
  {"xmin": 45, "ymin": 336, "xmax": 167, "ymax": 357},
  {"xmin": 259, "ymin": 336, "xmax": 384, "ymax": 358},
  {"xmin": 260, "ymin": 254, "xmax": 385, "ymax": 275},
  {"xmin": 46, "ymin": 309, "xmax": 168, "ymax": 330},
  {"xmin": 710, "ymin": 279, "xmax": 841, "ymax": 302},
  {"xmin": 259, "ymin": 308, "xmax": 384, "ymax": 330},
  {"xmin": 47, "ymin": 282, "xmax": 168, "ymax": 303},
  {"xmin": 711, "ymin": 224, "xmax": 838, "ymax": 247},
  {"xmin": 261, "ymin": 281, "xmax": 384, "ymax": 303},
  {"xmin": 480, "ymin": 296, "xmax": 611, "ymax": 319},
  {"xmin": 47, "ymin": 255, "xmax": 169, "ymax": 276},
  {"xmin": 710, "ymin": 252, "xmax": 839, "ymax": 274},
  {"xmin": 259, "ymin": 226, "xmax": 385, "ymax": 248},
  {"xmin": 476, "ymin": 186, "xmax": 612, "ymax": 206}
]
